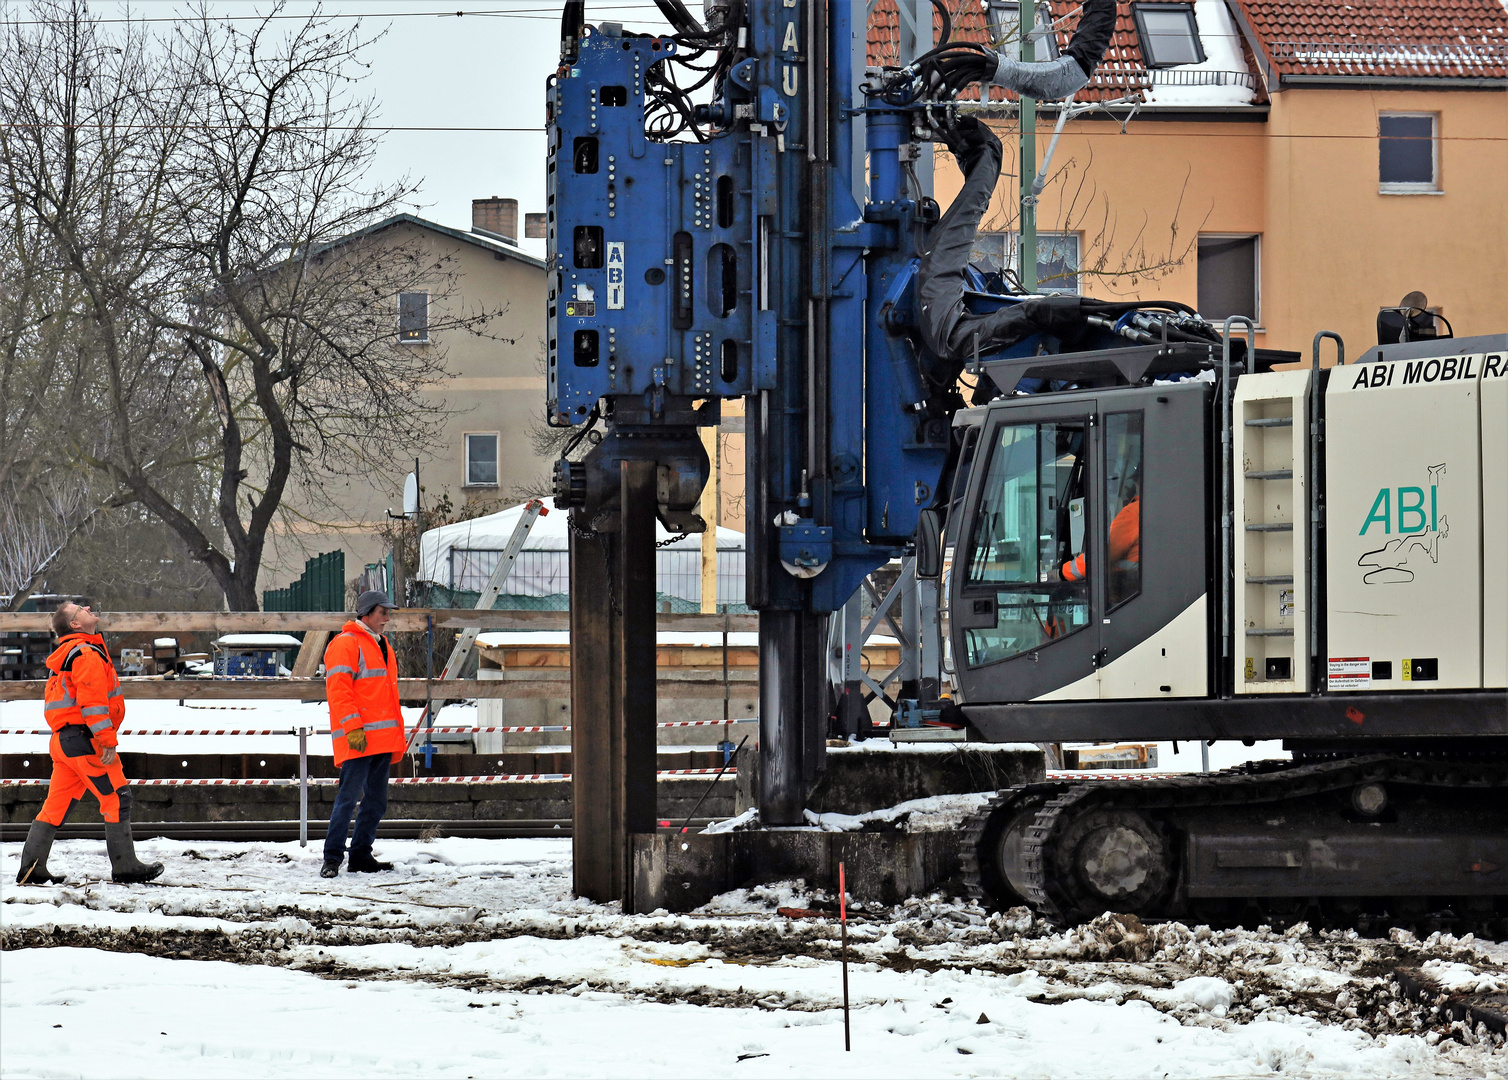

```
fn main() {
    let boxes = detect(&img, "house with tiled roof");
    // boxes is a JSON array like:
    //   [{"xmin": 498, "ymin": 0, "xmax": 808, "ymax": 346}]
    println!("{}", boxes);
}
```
[{"xmin": 881, "ymin": 0, "xmax": 1507, "ymax": 356}]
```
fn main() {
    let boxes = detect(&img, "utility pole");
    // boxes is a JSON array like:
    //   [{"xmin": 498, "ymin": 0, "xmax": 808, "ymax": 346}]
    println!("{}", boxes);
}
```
[
  {"xmin": 700, "ymin": 426, "xmax": 719, "ymax": 614},
  {"xmin": 1018, "ymin": 7, "xmax": 1038, "ymax": 293}
]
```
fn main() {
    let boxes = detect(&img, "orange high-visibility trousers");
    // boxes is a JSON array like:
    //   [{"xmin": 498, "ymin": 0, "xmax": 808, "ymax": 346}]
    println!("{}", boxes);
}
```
[{"xmin": 37, "ymin": 733, "xmax": 131, "ymax": 825}]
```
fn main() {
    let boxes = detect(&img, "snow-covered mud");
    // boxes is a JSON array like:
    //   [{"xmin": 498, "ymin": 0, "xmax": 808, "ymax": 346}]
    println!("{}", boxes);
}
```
[{"xmin": 3, "ymin": 837, "xmax": 1506, "ymax": 1078}]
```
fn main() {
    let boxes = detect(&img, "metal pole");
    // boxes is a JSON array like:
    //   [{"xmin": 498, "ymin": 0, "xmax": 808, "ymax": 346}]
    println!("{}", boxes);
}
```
[
  {"xmin": 1200, "ymin": 740, "xmax": 1210, "ymax": 774},
  {"xmin": 1018, "ymin": 10, "xmax": 1038, "ymax": 292},
  {"xmin": 1310, "ymin": 332, "xmax": 1344, "ymax": 693},
  {"xmin": 298, "ymin": 726, "xmax": 308, "ymax": 847}
]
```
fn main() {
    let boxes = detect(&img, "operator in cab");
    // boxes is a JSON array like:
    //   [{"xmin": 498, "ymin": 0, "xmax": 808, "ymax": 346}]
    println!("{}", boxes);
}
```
[{"xmin": 1062, "ymin": 472, "xmax": 1141, "ymax": 584}]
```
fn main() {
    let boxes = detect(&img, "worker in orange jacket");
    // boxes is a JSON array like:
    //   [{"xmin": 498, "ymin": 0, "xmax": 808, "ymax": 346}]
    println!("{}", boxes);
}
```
[
  {"xmin": 320, "ymin": 590, "xmax": 407, "ymax": 877},
  {"xmin": 1063, "ymin": 480, "xmax": 1141, "ymax": 584},
  {"xmin": 15, "ymin": 601, "xmax": 164, "ymax": 885}
]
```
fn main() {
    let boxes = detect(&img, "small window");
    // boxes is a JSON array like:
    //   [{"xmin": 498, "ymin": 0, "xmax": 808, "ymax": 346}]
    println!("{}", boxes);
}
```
[
  {"xmin": 1035, "ymin": 233, "xmax": 1080, "ymax": 295},
  {"xmin": 969, "ymin": 232, "xmax": 1080, "ymax": 294},
  {"xmin": 1379, "ymin": 113, "xmax": 1438, "ymax": 193},
  {"xmin": 398, "ymin": 292, "xmax": 429, "ymax": 343},
  {"xmin": 1132, "ymin": 3, "xmax": 1205, "ymax": 68},
  {"xmin": 1103, "ymin": 412, "xmax": 1143, "ymax": 610},
  {"xmin": 464, "ymin": 433, "xmax": 499, "ymax": 487},
  {"xmin": 986, "ymin": 2, "xmax": 1059, "ymax": 61},
  {"xmin": 1197, "ymin": 235, "xmax": 1260, "ymax": 324}
]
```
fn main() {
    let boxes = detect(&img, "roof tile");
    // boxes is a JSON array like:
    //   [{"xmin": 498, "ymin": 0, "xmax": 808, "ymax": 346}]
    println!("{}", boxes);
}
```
[{"xmin": 1233, "ymin": 0, "xmax": 1508, "ymax": 78}]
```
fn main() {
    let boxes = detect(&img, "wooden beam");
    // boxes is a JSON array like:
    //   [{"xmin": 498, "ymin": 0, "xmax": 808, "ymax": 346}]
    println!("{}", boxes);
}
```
[
  {"xmin": 0, "ymin": 670, "xmax": 757, "ymax": 702},
  {"xmin": 0, "ymin": 610, "xmax": 758, "ymax": 633},
  {"xmin": 289, "ymin": 631, "xmax": 330, "ymax": 678}
]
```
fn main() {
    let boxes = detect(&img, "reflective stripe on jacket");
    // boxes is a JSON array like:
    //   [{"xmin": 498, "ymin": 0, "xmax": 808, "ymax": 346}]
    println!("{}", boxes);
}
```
[
  {"xmin": 43, "ymin": 634, "xmax": 125, "ymax": 749},
  {"xmin": 324, "ymin": 621, "xmax": 405, "ymax": 766}
]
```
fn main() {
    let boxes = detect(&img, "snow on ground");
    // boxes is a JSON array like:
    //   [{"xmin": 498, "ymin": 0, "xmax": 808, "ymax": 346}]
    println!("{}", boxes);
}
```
[{"xmin": 4, "ymin": 838, "xmax": 1506, "ymax": 1079}]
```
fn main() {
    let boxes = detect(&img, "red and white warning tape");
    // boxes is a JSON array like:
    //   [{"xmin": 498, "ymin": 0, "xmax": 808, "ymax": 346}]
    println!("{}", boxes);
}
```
[
  {"xmin": 2, "ymin": 719, "xmax": 756, "ymax": 736},
  {"xmin": 1045, "ymin": 771, "xmax": 1187, "ymax": 781},
  {"xmin": 0, "ymin": 767, "xmax": 735, "ymax": 787}
]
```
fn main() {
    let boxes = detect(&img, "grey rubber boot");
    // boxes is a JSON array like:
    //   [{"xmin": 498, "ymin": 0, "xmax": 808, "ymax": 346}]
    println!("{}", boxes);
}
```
[
  {"xmin": 16, "ymin": 820, "xmax": 63, "ymax": 885},
  {"xmin": 104, "ymin": 821, "xmax": 164, "ymax": 883}
]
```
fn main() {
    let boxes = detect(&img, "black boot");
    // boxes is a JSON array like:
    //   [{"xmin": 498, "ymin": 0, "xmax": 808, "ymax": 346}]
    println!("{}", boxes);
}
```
[
  {"xmin": 320, "ymin": 860, "xmax": 340, "ymax": 878},
  {"xmin": 347, "ymin": 851, "xmax": 392, "ymax": 873},
  {"xmin": 104, "ymin": 821, "xmax": 164, "ymax": 883},
  {"xmin": 16, "ymin": 820, "xmax": 63, "ymax": 885}
]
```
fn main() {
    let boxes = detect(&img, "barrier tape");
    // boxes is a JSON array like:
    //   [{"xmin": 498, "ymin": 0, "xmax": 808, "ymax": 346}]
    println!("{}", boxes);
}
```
[
  {"xmin": 1045, "ymin": 771, "xmax": 1186, "ymax": 781},
  {"xmin": 2, "ymin": 718, "xmax": 758, "ymax": 736},
  {"xmin": 0, "ymin": 768, "xmax": 736, "ymax": 787}
]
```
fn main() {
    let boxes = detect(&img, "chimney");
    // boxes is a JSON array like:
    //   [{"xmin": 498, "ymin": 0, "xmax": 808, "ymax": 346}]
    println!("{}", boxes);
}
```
[
  {"xmin": 472, "ymin": 197, "xmax": 518, "ymax": 244},
  {"xmin": 524, "ymin": 213, "xmax": 547, "ymax": 240}
]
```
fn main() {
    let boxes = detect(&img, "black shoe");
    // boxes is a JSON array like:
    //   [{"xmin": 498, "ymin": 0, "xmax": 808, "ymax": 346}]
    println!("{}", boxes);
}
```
[
  {"xmin": 347, "ymin": 852, "xmax": 392, "ymax": 873},
  {"xmin": 320, "ymin": 860, "xmax": 340, "ymax": 878}
]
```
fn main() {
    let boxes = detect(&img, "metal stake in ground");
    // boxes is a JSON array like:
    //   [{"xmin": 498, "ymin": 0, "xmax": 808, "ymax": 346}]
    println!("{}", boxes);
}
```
[
  {"xmin": 679, "ymin": 734, "xmax": 749, "ymax": 833},
  {"xmin": 839, "ymin": 860, "xmax": 851, "ymax": 1052}
]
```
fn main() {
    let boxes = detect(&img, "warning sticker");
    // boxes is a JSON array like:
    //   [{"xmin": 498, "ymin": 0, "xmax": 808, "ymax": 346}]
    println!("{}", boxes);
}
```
[
  {"xmin": 1328, "ymin": 657, "xmax": 1371, "ymax": 691},
  {"xmin": 1278, "ymin": 589, "xmax": 1295, "ymax": 619}
]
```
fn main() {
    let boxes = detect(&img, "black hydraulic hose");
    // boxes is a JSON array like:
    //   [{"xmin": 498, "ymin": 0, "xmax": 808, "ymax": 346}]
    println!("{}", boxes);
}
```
[
  {"xmin": 930, "ymin": 0, "xmax": 952, "ymax": 47},
  {"xmin": 1064, "ymin": 0, "xmax": 1117, "ymax": 80}
]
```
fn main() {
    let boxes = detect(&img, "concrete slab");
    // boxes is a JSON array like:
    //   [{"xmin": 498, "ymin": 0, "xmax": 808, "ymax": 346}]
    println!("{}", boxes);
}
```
[{"xmin": 630, "ymin": 829, "xmax": 964, "ymax": 913}]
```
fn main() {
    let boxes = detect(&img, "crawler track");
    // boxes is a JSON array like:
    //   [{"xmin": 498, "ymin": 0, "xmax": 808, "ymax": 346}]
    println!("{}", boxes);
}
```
[{"xmin": 963, "ymin": 755, "xmax": 1508, "ymax": 934}]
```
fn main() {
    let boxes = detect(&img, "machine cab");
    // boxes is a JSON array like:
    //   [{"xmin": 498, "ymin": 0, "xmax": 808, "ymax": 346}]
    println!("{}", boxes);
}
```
[{"xmin": 948, "ymin": 380, "xmax": 1212, "ymax": 710}]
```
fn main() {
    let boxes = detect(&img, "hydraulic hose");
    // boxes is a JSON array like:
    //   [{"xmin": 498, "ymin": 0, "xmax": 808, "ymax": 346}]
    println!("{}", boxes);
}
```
[{"xmin": 987, "ymin": 0, "xmax": 1115, "ymax": 101}]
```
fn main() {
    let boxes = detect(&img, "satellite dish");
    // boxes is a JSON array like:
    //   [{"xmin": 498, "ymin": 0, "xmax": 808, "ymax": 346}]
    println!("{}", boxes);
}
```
[{"xmin": 402, "ymin": 472, "xmax": 419, "ymax": 517}]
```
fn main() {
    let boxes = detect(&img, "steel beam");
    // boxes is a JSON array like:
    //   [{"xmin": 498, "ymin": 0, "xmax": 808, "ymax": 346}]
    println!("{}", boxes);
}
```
[
  {"xmin": 618, "ymin": 460, "xmax": 660, "ymax": 847},
  {"xmin": 569, "ymin": 461, "xmax": 660, "ymax": 906},
  {"xmin": 569, "ymin": 508, "xmax": 621, "ymax": 902},
  {"xmin": 758, "ymin": 610, "xmax": 828, "ymax": 824}
]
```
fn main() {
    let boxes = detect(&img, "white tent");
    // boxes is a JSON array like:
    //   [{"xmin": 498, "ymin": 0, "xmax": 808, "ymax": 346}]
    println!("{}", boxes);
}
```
[{"xmin": 418, "ymin": 498, "xmax": 746, "ymax": 606}]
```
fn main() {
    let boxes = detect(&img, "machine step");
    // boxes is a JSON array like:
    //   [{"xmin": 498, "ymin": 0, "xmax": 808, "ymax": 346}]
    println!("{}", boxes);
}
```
[{"xmin": 1244, "ymin": 469, "xmax": 1293, "ymax": 480}]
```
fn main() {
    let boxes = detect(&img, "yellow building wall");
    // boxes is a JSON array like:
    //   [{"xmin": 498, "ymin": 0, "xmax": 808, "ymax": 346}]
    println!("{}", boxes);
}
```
[
  {"xmin": 935, "ymin": 87, "xmax": 1507, "ymax": 360},
  {"xmin": 1263, "ymin": 88, "xmax": 1508, "ymax": 356}
]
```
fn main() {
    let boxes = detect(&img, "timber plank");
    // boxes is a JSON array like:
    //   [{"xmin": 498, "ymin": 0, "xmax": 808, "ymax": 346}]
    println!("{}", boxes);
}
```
[{"xmin": 0, "ymin": 610, "xmax": 758, "ymax": 634}]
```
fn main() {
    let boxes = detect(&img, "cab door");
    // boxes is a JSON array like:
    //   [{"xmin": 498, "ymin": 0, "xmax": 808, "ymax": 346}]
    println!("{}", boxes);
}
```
[{"xmin": 950, "ymin": 395, "xmax": 1106, "ymax": 702}]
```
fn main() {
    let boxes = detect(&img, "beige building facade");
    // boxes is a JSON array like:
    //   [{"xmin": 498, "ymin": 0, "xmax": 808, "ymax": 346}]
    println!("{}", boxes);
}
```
[{"xmin": 263, "ymin": 205, "xmax": 551, "ymax": 593}]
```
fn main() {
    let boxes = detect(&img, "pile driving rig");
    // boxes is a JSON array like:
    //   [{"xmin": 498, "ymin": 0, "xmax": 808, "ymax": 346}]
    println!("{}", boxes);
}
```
[{"xmin": 545, "ymin": 0, "xmax": 1507, "ymax": 928}]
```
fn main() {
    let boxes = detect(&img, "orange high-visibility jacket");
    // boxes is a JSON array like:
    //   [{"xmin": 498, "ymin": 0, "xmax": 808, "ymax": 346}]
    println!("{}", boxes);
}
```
[
  {"xmin": 324, "ymin": 622, "xmax": 405, "ymax": 766},
  {"xmin": 1062, "ymin": 496, "xmax": 1140, "ymax": 583},
  {"xmin": 44, "ymin": 634, "xmax": 125, "ymax": 750}
]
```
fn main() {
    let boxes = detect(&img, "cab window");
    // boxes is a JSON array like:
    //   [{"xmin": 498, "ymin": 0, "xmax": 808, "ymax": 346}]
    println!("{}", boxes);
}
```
[{"xmin": 963, "ymin": 419, "xmax": 1090, "ymax": 666}]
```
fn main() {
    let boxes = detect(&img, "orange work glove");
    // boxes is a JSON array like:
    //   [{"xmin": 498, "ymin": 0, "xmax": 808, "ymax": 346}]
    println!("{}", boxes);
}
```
[{"xmin": 346, "ymin": 728, "xmax": 368, "ymax": 753}]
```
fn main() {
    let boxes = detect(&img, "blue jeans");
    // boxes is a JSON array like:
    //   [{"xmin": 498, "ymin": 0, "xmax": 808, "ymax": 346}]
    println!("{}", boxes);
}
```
[{"xmin": 324, "ymin": 754, "xmax": 391, "ymax": 863}]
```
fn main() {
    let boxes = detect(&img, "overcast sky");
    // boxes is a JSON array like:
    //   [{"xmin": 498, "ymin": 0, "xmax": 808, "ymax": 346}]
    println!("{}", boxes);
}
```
[{"xmin": 113, "ymin": 1, "xmax": 679, "ymax": 241}]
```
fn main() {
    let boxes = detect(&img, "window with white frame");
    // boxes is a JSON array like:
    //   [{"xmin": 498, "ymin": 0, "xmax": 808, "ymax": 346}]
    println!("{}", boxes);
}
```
[
  {"xmin": 1379, "ymin": 113, "xmax": 1438, "ymax": 193},
  {"xmin": 970, "ymin": 232, "xmax": 1081, "ymax": 294},
  {"xmin": 1131, "ymin": 3, "xmax": 1205, "ymax": 68},
  {"xmin": 1197, "ymin": 235, "xmax": 1260, "ymax": 324},
  {"xmin": 986, "ymin": 2, "xmax": 1059, "ymax": 60},
  {"xmin": 398, "ymin": 291, "xmax": 430, "ymax": 343},
  {"xmin": 464, "ymin": 432, "xmax": 499, "ymax": 487}
]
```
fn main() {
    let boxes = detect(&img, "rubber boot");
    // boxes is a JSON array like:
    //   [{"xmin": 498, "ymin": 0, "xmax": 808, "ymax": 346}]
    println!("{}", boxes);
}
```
[
  {"xmin": 104, "ymin": 821, "xmax": 164, "ymax": 883},
  {"xmin": 15, "ymin": 820, "xmax": 63, "ymax": 885}
]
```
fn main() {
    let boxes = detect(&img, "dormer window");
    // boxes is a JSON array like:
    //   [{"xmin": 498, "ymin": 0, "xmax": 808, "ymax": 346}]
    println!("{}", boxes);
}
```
[{"xmin": 1132, "ymin": 2, "xmax": 1205, "ymax": 68}]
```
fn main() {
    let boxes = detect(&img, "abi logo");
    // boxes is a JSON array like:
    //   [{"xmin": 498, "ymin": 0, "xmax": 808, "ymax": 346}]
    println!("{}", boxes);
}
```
[{"xmin": 1357, "ymin": 463, "xmax": 1447, "ymax": 584}]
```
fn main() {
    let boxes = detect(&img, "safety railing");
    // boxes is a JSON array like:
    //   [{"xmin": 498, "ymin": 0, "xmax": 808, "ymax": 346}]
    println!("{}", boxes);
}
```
[{"xmin": 0, "ymin": 717, "xmax": 751, "ymax": 846}]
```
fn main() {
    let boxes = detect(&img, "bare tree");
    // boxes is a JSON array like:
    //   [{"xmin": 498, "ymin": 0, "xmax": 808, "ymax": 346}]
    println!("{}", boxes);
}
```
[{"xmin": 0, "ymin": 1, "xmax": 503, "ymax": 610}]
